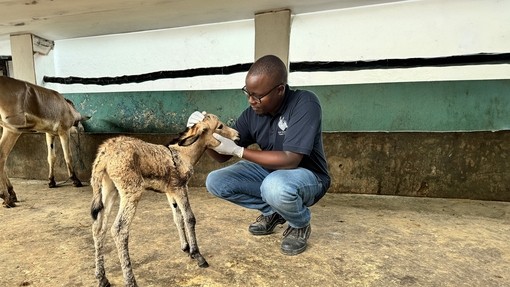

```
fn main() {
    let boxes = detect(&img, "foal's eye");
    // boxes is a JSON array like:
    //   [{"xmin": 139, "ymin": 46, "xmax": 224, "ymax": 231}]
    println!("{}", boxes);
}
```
[{"xmin": 218, "ymin": 124, "xmax": 223, "ymax": 129}]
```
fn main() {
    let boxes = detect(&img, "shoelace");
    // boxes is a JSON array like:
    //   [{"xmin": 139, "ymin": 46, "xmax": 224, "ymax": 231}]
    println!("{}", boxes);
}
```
[
  {"xmin": 255, "ymin": 214, "xmax": 266, "ymax": 223},
  {"xmin": 255, "ymin": 213, "xmax": 277, "ymax": 223},
  {"xmin": 283, "ymin": 226, "xmax": 308, "ymax": 238}
]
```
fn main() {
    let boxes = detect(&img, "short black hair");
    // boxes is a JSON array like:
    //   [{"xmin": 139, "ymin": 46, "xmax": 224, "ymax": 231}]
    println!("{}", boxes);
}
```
[{"xmin": 247, "ymin": 55, "xmax": 288, "ymax": 84}]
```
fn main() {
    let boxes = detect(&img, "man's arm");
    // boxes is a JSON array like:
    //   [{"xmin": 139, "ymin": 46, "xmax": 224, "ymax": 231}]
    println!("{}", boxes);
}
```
[
  {"xmin": 242, "ymin": 149, "xmax": 303, "ymax": 170},
  {"xmin": 210, "ymin": 133, "xmax": 303, "ymax": 169},
  {"xmin": 205, "ymin": 149, "xmax": 233, "ymax": 163}
]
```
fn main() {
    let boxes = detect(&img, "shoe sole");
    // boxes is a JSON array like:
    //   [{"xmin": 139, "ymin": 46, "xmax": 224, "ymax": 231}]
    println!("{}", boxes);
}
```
[
  {"xmin": 281, "ymin": 244, "xmax": 307, "ymax": 256},
  {"xmin": 249, "ymin": 219, "xmax": 286, "ymax": 235}
]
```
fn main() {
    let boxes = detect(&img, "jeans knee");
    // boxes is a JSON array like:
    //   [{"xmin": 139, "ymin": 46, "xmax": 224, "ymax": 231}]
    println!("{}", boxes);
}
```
[
  {"xmin": 261, "ymin": 177, "xmax": 299, "ymax": 206},
  {"xmin": 205, "ymin": 171, "xmax": 220, "ymax": 197},
  {"xmin": 260, "ymin": 183, "xmax": 284, "ymax": 206},
  {"xmin": 206, "ymin": 170, "xmax": 231, "ymax": 198}
]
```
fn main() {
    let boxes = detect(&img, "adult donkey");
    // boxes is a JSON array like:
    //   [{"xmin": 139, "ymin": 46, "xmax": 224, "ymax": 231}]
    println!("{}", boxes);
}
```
[{"xmin": 0, "ymin": 76, "xmax": 89, "ymax": 207}]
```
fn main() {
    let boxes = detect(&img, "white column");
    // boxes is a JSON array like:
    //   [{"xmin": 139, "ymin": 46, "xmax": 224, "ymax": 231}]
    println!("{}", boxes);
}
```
[
  {"xmin": 254, "ymin": 9, "xmax": 291, "ymax": 70},
  {"xmin": 10, "ymin": 33, "xmax": 36, "ymax": 83}
]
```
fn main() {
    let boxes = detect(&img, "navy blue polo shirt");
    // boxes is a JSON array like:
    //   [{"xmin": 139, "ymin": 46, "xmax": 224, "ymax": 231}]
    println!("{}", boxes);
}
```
[{"xmin": 234, "ymin": 85, "xmax": 331, "ymax": 197}]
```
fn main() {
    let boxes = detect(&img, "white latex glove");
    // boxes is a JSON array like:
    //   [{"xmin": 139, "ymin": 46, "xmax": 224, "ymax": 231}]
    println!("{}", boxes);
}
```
[
  {"xmin": 212, "ymin": 133, "xmax": 244, "ymax": 158},
  {"xmin": 187, "ymin": 111, "xmax": 206, "ymax": 127}
]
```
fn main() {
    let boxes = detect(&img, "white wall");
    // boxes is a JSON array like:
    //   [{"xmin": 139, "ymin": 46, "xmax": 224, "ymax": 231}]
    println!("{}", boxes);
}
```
[
  {"xmin": 43, "ymin": 20, "xmax": 254, "ymax": 92},
  {"xmin": 23, "ymin": 0, "xmax": 510, "ymax": 93},
  {"xmin": 289, "ymin": 0, "xmax": 510, "ymax": 85}
]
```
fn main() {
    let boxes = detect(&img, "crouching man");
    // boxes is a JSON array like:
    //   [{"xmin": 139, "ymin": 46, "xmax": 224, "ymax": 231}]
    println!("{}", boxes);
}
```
[{"xmin": 187, "ymin": 55, "xmax": 330, "ymax": 255}]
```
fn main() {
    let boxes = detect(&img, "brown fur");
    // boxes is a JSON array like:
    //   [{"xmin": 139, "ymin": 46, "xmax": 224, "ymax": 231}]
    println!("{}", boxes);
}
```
[
  {"xmin": 0, "ymin": 76, "xmax": 89, "ymax": 207},
  {"xmin": 90, "ymin": 113, "xmax": 239, "ymax": 287}
]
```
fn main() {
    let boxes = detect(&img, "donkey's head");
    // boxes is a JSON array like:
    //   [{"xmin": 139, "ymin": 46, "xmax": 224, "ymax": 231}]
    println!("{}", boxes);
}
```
[
  {"xmin": 169, "ymin": 113, "xmax": 239, "ymax": 147},
  {"xmin": 64, "ymin": 98, "xmax": 91, "ymax": 132}
]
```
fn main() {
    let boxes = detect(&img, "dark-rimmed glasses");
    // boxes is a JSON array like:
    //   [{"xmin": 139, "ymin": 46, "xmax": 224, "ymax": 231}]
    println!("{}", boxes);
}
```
[{"xmin": 242, "ymin": 83, "xmax": 283, "ymax": 103}]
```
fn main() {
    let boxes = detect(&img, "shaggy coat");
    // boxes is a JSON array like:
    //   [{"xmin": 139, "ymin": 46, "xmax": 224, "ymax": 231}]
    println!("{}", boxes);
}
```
[{"xmin": 90, "ymin": 113, "xmax": 239, "ymax": 287}]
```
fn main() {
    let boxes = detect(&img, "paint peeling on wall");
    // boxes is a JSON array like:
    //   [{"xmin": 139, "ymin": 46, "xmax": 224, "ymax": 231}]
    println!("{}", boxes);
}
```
[{"xmin": 65, "ymin": 89, "xmax": 247, "ymax": 133}]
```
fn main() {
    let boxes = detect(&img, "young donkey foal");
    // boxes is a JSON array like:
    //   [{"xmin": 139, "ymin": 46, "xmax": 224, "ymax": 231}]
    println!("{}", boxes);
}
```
[
  {"xmin": 91, "ymin": 113, "xmax": 239, "ymax": 287},
  {"xmin": 0, "ymin": 76, "xmax": 89, "ymax": 207}
]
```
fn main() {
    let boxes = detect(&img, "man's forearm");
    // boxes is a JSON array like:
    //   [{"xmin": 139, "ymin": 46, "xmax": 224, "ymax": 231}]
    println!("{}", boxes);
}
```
[{"xmin": 206, "ymin": 148, "xmax": 233, "ymax": 163}]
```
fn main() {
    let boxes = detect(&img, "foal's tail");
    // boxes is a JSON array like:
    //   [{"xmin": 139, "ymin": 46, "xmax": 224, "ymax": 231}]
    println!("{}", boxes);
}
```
[{"xmin": 90, "ymin": 151, "xmax": 107, "ymax": 220}]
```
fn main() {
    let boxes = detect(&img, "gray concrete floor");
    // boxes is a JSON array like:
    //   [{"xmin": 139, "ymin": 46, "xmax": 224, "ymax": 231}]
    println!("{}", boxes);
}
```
[{"xmin": 1, "ymin": 178, "xmax": 509, "ymax": 287}]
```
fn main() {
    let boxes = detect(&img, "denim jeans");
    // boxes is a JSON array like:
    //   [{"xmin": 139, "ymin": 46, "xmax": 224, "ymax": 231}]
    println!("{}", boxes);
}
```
[{"xmin": 206, "ymin": 160, "xmax": 324, "ymax": 229}]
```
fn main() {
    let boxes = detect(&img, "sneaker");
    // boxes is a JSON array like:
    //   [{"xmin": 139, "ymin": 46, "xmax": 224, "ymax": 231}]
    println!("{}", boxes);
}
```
[
  {"xmin": 248, "ymin": 213, "xmax": 286, "ymax": 235},
  {"xmin": 281, "ymin": 224, "xmax": 311, "ymax": 256}
]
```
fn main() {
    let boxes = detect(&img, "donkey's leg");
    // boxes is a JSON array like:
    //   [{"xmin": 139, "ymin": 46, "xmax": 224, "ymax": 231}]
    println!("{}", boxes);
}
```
[
  {"xmin": 45, "ymin": 133, "xmax": 57, "ymax": 188},
  {"xmin": 92, "ymin": 176, "xmax": 118, "ymax": 287},
  {"xmin": 58, "ymin": 130, "xmax": 82, "ymax": 187},
  {"xmin": 0, "ymin": 129, "xmax": 20, "ymax": 207},
  {"xmin": 173, "ymin": 187, "xmax": 209, "ymax": 268},
  {"xmin": 165, "ymin": 194, "xmax": 189, "ymax": 253},
  {"xmin": 111, "ymin": 188, "xmax": 142, "ymax": 287}
]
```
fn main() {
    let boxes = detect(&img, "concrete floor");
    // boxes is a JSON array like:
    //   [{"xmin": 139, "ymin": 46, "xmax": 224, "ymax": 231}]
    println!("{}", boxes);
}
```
[{"xmin": 1, "ymin": 178, "xmax": 509, "ymax": 287}]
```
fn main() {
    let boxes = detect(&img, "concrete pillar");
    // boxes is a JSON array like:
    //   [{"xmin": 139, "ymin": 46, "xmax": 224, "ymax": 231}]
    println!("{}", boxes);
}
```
[
  {"xmin": 10, "ymin": 33, "xmax": 36, "ymax": 83},
  {"xmin": 254, "ymin": 9, "xmax": 291, "ymax": 70}
]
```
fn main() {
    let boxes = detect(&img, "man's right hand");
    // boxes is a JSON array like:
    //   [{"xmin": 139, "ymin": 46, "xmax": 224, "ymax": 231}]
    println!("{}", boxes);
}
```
[{"xmin": 187, "ymin": 111, "xmax": 206, "ymax": 127}]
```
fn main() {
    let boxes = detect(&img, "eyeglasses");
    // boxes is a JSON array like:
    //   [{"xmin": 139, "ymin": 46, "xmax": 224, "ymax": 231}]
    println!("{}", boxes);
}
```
[{"xmin": 241, "ymin": 83, "xmax": 283, "ymax": 103}]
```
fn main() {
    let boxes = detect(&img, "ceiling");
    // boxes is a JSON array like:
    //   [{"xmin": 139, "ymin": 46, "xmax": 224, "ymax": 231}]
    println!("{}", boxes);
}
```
[{"xmin": 0, "ymin": 0, "xmax": 406, "ymax": 43}]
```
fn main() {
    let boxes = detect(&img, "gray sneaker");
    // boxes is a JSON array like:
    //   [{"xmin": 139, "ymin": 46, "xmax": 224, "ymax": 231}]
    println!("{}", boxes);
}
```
[
  {"xmin": 281, "ymin": 224, "xmax": 311, "ymax": 255},
  {"xmin": 248, "ymin": 213, "xmax": 286, "ymax": 235}
]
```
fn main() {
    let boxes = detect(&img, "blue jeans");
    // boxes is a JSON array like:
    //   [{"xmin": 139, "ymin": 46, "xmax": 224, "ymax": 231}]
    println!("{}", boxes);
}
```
[{"xmin": 206, "ymin": 160, "xmax": 324, "ymax": 229}]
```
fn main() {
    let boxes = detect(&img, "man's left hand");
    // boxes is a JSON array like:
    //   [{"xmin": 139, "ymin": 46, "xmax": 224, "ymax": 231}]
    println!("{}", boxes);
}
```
[{"xmin": 212, "ymin": 133, "xmax": 244, "ymax": 158}]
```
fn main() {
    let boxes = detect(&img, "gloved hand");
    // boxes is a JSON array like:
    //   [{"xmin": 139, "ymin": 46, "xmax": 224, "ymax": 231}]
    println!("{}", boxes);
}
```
[
  {"xmin": 187, "ymin": 111, "xmax": 206, "ymax": 127},
  {"xmin": 212, "ymin": 133, "xmax": 244, "ymax": 158}
]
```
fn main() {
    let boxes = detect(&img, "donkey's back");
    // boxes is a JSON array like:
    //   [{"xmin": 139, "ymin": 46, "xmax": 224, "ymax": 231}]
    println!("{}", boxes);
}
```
[{"xmin": 0, "ymin": 76, "xmax": 83, "ymax": 133}]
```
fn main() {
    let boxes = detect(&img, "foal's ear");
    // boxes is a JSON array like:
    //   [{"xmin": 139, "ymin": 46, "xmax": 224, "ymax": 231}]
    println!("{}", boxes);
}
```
[
  {"xmin": 175, "ymin": 124, "xmax": 209, "ymax": 146},
  {"xmin": 178, "ymin": 133, "xmax": 200, "ymax": 146}
]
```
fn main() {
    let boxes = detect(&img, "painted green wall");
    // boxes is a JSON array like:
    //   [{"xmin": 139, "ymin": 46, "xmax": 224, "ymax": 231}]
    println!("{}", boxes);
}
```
[
  {"xmin": 66, "ymin": 89, "xmax": 247, "ymax": 134},
  {"xmin": 312, "ymin": 79, "xmax": 510, "ymax": 132},
  {"xmin": 66, "ymin": 79, "xmax": 510, "ymax": 133}
]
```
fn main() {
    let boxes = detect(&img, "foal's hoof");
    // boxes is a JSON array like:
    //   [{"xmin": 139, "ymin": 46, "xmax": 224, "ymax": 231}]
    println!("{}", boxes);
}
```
[
  {"xmin": 197, "ymin": 257, "xmax": 209, "ymax": 268},
  {"xmin": 98, "ymin": 278, "xmax": 111, "ymax": 287}
]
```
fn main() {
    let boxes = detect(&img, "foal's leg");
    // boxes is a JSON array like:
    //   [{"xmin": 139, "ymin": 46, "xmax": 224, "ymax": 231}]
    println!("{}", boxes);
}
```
[
  {"xmin": 111, "ymin": 187, "xmax": 143, "ymax": 287},
  {"xmin": 58, "ymin": 130, "xmax": 82, "ymax": 187},
  {"xmin": 0, "ymin": 129, "xmax": 20, "ymax": 207},
  {"xmin": 92, "ymin": 176, "xmax": 118, "ymax": 287},
  {"xmin": 172, "ymin": 187, "xmax": 209, "ymax": 268},
  {"xmin": 166, "ymin": 194, "xmax": 189, "ymax": 253}
]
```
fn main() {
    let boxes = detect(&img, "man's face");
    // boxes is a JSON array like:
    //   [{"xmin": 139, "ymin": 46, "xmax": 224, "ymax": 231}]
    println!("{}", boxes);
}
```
[{"xmin": 243, "ymin": 74, "xmax": 284, "ymax": 115}]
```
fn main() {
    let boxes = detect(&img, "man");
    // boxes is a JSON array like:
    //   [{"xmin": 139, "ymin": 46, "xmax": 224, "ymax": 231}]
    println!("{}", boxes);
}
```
[{"xmin": 187, "ymin": 54, "xmax": 330, "ymax": 255}]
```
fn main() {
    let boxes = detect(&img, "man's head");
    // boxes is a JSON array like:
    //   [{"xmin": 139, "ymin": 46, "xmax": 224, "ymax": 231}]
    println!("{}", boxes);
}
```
[{"xmin": 243, "ymin": 55, "xmax": 288, "ymax": 115}]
